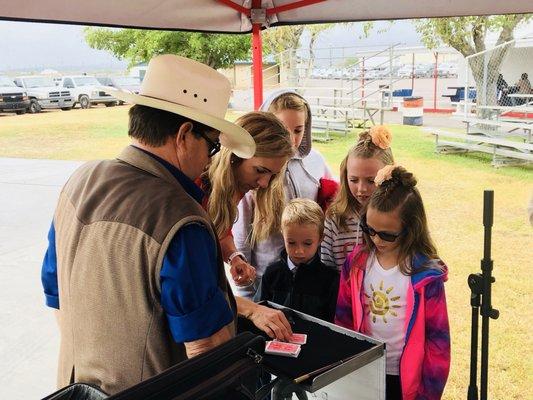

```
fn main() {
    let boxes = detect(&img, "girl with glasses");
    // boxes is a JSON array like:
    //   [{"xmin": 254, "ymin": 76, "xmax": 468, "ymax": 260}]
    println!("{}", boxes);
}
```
[
  {"xmin": 321, "ymin": 126, "xmax": 394, "ymax": 272},
  {"xmin": 335, "ymin": 165, "xmax": 450, "ymax": 400}
]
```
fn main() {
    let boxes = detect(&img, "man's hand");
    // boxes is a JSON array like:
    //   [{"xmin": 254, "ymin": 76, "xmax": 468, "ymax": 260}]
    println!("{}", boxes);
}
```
[
  {"xmin": 248, "ymin": 303, "xmax": 293, "ymax": 342},
  {"xmin": 229, "ymin": 257, "xmax": 256, "ymax": 286}
]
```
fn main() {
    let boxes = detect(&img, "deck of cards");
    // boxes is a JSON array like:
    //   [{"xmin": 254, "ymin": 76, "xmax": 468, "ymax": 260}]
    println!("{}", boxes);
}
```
[
  {"xmin": 288, "ymin": 333, "xmax": 307, "ymax": 345},
  {"xmin": 265, "ymin": 340, "xmax": 302, "ymax": 358},
  {"xmin": 265, "ymin": 333, "xmax": 308, "ymax": 358}
]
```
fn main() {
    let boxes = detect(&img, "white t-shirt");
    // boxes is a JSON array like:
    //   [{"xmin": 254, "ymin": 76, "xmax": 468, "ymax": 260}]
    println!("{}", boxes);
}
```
[{"xmin": 363, "ymin": 254, "xmax": 409, "ymax": 375}]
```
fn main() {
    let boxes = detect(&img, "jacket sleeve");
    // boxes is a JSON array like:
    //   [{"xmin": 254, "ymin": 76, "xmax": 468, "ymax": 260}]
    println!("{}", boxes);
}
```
[
  {"xmin": 315, "ymin": 149, "xmax": 334, "ymax": 180},
  {"xmin": 334, "ymin": 257, "xmax": 354, "ymax": 330},
  {"xmin": 326, "ymin": 271, "xmax": 340, "ymax": 323},
  {"xmin": 417, "ymin": 279, "xmax": 451, "ymax": 400},
  {"xmin": 233, "ymin": 191, "xmax": 255, "ymax": 263},
  {"xmin": 41, "ymin": 221, "xmax": 60, "ymax": 309}
]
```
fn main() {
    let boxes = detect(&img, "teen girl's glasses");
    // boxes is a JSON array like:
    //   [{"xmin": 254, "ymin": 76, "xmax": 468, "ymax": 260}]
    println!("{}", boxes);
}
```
[
  {"xmin": 360, "ymin": 214, "xmax": 404, "ymax": 243},
  {"xmin": 198, "ymin": 131, "xmax": 221, "ymax": 158}
]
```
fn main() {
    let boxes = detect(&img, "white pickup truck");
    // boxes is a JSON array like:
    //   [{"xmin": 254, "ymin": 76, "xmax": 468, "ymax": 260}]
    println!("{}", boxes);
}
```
[
  {"xmin": 14, "ymin": 76, "xmax": 74, "ymax": 113},
  {"xmin": 59, "ymin": 75, "xmax": 117, "ymax": 109}
]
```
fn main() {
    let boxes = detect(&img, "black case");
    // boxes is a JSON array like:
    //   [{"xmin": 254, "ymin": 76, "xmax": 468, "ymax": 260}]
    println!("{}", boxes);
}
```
[{"xmin": 42, "ymin": 332, "xmax": 265, "ymax": 400}]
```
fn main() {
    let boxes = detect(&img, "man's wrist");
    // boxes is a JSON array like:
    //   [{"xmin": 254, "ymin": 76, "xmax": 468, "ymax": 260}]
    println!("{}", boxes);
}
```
[{"xmin": 236, "ymin": 296, "xmax": 256, "ymax": 319}]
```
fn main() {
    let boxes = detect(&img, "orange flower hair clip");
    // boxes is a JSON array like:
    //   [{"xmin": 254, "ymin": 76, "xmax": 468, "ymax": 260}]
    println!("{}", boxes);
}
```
[
  {"xmin": 374, "ymin": 164, "xmax": 396, "ymax": 186},
  {"xmin": 369, "ymin": 125, "xmax": 392, "ymax": 149}
]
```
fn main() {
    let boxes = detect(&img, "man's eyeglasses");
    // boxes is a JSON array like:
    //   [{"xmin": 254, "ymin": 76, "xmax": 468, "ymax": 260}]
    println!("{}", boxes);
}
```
[
  {"xmin": 360, "ymin": 214, "xmax": 404, "ymax": 242},
  {"xmin": 198, "ymin": 131, "xmax": 221, "ymax": 158}
]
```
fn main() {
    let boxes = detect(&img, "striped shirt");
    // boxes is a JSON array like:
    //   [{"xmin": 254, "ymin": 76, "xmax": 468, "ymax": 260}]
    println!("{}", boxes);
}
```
[{"xmin": 321, "ymin": 214, "xmax": 363, "ymax": 271}]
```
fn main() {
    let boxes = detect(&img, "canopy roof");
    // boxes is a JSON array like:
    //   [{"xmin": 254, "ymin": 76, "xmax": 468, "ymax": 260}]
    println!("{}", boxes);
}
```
[{"xmin": 0, "ymin": 0, "xmax": 531, "ymax": 32}]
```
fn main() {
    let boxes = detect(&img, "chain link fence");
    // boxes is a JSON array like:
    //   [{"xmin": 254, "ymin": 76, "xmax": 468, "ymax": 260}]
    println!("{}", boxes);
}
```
[{"xmin": 464, "ymin": 35, "xmax": 533, "ymax": 118}]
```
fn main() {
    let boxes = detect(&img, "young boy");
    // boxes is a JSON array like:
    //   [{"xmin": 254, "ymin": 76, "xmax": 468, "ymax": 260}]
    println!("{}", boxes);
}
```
[{"xmin": 255, "ymin": 198, "xmax": 339, "ymax": 322}]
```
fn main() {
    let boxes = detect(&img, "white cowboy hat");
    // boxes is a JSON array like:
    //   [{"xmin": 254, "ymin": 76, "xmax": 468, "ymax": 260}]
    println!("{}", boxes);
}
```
[{"xmin": 99, "ymin": 54, "xmax": 256, "ymax": 159}]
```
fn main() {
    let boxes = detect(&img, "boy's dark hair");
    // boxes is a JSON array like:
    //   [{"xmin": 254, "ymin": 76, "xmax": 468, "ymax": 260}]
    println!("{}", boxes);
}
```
[
  {"xmin": 364, "ymin": 166, "xmax": 438, "ymax": 274},
  {"xmin": 128, "ymin": 104, "xmax": 213, "ymax": 146}
]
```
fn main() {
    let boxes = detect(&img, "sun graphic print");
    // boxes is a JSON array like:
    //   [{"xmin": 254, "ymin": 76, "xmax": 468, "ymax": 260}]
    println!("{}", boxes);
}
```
[{"xmin": 364, "ymin": 280, "xmax": 401, "ymax": 323}]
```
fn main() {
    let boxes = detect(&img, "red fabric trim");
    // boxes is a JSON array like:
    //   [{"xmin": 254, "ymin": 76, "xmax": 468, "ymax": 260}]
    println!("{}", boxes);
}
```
[
  {"xmin": 216, "ymin": 0, "xmax": 250, "ymax": 15},
  {"xmin": 216, "ymin": 0, "xmax": 327, "ymax": 18},
  {"xmin": 266, "ymin": 0, "xmax": 327, "ymax": 15}
]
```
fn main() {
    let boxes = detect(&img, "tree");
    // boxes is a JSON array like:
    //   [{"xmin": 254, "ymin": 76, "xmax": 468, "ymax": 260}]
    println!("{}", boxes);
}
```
[
  {"xmin": 84, "ymin": 28, "xmax": 251, "ymax": 69},
  {"xmin": 414, "ymin": 15, "xmax": 532, "ymax": 108},
  {"xmin": 263, "ymin": 24, "xmax": 338, "ymax": 84}
]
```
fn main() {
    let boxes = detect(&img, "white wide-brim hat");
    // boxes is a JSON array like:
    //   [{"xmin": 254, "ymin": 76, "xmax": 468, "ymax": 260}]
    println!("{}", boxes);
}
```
[{"xmin": 99, "ymin": 54, "xmax": 256, "ymax": 159}]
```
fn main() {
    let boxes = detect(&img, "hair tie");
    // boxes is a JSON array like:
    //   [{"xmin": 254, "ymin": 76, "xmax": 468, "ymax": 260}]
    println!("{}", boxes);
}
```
[{"xmin": 369, "ymin": 125, "xmax": 392, "ymax": 149}]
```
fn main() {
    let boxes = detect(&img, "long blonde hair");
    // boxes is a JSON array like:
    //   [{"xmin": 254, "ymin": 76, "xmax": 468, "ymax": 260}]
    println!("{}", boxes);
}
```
[
  {"xmin": 206, "ymin": 112, "xmax": 293, "ymax": 239},
  {"xmin": 327, "ymin": 127, "xmax": 395, "ymax": 230}
]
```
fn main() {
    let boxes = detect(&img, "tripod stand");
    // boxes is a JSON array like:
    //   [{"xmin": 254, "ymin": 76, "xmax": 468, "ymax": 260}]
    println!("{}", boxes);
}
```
[{"xmin": 467, "ymin": 190, "xmax": 500, "ymax": 400}]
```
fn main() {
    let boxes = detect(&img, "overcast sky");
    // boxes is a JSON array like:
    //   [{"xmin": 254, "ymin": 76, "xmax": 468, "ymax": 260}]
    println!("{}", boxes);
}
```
[
  {"xmin": 1, "ymin": 19, "xmax": 531, "ymax": 73},
  {"xmin": 0, "ymin": 20, "xmax": 424, "ymax": 73}
]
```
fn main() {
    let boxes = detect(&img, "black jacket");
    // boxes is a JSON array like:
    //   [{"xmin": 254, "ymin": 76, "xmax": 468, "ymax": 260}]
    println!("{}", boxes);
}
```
[{"xmin": 255, "ymin": 251, "xmax": 340, "ymax": 322}]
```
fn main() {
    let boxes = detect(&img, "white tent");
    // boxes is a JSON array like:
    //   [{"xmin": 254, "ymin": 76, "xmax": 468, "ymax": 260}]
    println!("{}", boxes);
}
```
[
  {"xmin": 0, "ymin": 0, "xmax": 531, "ymax": 32},
  {"xmin": 1, "ymin": 0, "xmax": 531, "ymax": 106}
]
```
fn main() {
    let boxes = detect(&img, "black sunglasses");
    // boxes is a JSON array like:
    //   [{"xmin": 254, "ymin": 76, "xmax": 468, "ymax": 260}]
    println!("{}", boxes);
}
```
[
  {"xmin": 360, "ymin": 214, "xmax": 404, "ymax": 243},
  {"xmin": 198, "ymin": 131, "xmax": 221, "ymax": 158}
]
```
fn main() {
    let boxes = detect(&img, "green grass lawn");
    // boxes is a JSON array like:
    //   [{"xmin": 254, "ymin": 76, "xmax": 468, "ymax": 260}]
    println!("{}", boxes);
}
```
[{"xmin": 1, "ymin": 107, "xmax": 532, "ymax": 399}]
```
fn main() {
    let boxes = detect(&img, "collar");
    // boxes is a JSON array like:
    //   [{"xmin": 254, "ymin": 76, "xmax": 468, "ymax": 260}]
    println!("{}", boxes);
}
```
[
  {"xmin": 287, "ymin": 255, "xmax": 299, "ymax": 272},
  {"xmin": 286, "ymin": 252, "xmax": 320, "ymax": 272},
  {"xmin": 131, "ymin": 145, "xmax": 204, "ymax": 204}
]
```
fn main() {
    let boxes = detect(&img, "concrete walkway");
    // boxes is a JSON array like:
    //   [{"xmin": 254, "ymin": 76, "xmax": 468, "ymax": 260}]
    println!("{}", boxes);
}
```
[{"xmin": 0, "ymin": 158, "xmax": 83, "ymax": 399}]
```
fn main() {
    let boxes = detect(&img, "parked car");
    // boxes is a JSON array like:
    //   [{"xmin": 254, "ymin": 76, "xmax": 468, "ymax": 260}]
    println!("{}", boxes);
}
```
[
  {"xmin": 0, "ymin": 76, "xmax": 30, "ymax": 115},
  {"xmin": 14, "ymin": 76, "xmax": 74, "ymax": 113},
  {"xmin": 96, "ymin": 76, "xmax": 141, "ymax": 105},
  {"xmin": 437, "ymin": 63, "xmax": 458, "ymax": 78},
  {"xmin": 396, "ymin": 65, "xmax": 414, "ymax": 78},
  {"xmin": 59, "ymin": 75, "xmax": 117, "ymax": 109},
  {"xmin": 413, "ymin": 64, "xmax": 435, "ymax": 78}
]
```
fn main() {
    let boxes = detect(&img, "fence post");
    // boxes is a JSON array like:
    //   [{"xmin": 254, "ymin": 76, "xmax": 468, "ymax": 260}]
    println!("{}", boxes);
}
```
[
  {"xmin": 411, "ymin": 53, "xmax": 415, "ymax": 91},
  {"xmin": 361, "ymin": 56, "xmax": 366, "ymax": 107},
  {"xmin": 433, "ymin": 52, "xmax": 439, "ymax": 111},
  {"xmin": 465, "ymin": 55, "xmax": 470, "ymax": 119}
]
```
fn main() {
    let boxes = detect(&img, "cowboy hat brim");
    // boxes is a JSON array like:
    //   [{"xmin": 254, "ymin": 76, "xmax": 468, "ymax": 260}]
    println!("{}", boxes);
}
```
[{"xmin": 99, "ymin": 86, "xmax": 256, "ymax": 159}]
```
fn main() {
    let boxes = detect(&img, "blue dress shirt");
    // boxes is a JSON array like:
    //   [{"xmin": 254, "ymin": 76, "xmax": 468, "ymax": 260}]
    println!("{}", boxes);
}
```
[{"xmin": 41, "ymin": 146, "xmax": 233, "ymax": 343}]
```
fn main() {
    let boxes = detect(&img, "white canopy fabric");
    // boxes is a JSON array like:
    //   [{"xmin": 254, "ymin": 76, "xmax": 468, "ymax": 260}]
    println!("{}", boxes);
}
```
[{"xmin": 0, "ymin": 0, "xmax": 531, "ymax": 32}]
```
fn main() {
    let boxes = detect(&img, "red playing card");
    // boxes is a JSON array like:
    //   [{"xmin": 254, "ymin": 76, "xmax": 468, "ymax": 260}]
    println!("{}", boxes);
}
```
[
  {"xmin": 288, "ymin": 333, "xmax": 307, "ymax": 345},
  {"xmin": 265, "ymin": 341, "xmax": 301, "ymax": 358}
]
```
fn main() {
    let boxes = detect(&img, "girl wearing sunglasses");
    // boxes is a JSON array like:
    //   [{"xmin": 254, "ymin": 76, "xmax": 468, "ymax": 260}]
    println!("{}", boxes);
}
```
[{"xmin": 335, "ymin": 165, "xmax": 450, "ymax": 400}]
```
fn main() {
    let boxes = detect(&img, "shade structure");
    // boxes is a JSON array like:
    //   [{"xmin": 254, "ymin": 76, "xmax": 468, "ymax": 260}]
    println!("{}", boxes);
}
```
[
  {"xmin": 0, "ymin": 0, "xmax": 531, "ymax": 32},
  {"xmin": 1, "ymin": 0, "xmax": 531, "ymax": 107}
]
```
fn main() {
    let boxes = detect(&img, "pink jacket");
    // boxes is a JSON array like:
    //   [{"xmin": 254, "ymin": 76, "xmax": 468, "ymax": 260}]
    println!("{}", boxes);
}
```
[{"xmin": 335, "ymin": 245, "xmax": 450, "ymax": 400}]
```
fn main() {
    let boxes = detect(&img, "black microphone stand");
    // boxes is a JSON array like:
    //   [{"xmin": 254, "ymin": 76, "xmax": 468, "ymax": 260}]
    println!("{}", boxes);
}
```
[{"xmin": 467, "ymin": 190, "xmax": 500, "ymax": 400}]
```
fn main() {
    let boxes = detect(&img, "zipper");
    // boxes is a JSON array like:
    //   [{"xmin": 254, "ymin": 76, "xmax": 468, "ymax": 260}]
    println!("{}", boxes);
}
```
[
  {"xmin": 246, "ymin": 347, "xmax": 263, "ymax": 364},
  {"xmin": 398, "ymin": 288, "xmax": 417, "ymax": 397}
]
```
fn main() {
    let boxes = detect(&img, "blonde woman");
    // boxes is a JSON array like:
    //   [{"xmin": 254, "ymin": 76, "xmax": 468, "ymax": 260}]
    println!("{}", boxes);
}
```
[
  {"xmin": 197, "ymin": 111, "xmax": 294, "ymax": 298},
  {"xmin": 233, "ymin": 90, "xmax": 336, "ymax": 298}
]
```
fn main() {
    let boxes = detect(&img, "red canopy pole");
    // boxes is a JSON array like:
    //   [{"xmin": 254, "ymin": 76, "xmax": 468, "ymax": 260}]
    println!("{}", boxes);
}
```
[{"xmin": 252, "ymin": 0, "xmax": 264, "ymax": 110}]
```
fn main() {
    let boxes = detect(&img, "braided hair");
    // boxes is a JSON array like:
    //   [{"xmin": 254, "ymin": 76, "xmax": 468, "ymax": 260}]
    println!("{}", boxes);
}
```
[
  {"xmin": 364, "ymin": 166, "xmax": 439, "ymax": 274},
  {"xmin": 327, "ymin": 126, "xmax": 395, "ymax": 230}
]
